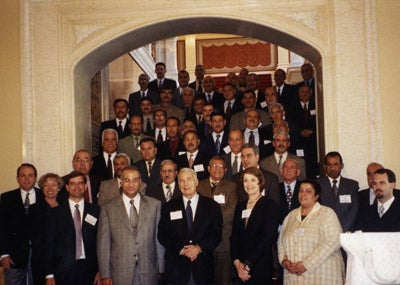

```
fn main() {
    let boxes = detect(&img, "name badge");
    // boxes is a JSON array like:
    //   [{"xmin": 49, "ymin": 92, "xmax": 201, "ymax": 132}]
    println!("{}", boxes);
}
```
[
  {"xmin": 223, "ymin": 145, "xmax": 231, "ymax": 154},
  {"xmin": 339, "ymin": 195, "xmax": 351, "ymax": 203},
  {"xmin": 214, "ymin": 194, "xmax": 225, "ymax": 204},
  {"xmin": 294, "ymin": 228, "xmax": 305, "ymax": 236},
  {"xmin": 264, "ymin": 140, "xmax": 271, "ymax": 145},
  {"xmin": 241, "ymin": 209, "xmax": 251, "ymax": 219},
  {"xmin": 178, "ymin": 151, "xmax": 186, "ymax": 156},
  {"xmin": 260, "ymin": 101, "xmax": 267, "ymax": 108},
  {"xmin": 310, "ymin": 109, "xmax": 316, "ymax": 116},
  {"xmin": 84, "ymin": 214, "xmax": 97, "ymax": 226},
  {"xmin": 296, "ymin": 149, "xmax": 305, "ymax": 157},
  {"xmin": 194, "ymin": 164, "xmax": 205, "ymax": 172},
  {"xmin": 170, "ymin": 210, "xmax": 183, "ymax": 220}
]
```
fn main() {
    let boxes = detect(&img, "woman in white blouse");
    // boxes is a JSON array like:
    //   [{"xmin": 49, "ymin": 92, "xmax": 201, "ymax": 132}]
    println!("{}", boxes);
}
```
[{"xmin": 278, "ymin": 179, "xmax": 344, "ymax": 285}]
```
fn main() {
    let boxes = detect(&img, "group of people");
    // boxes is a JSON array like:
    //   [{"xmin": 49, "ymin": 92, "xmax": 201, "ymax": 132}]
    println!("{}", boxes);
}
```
[{"xmin": 1, "ymin": 63, "xmax": 399, "ymax": 285}]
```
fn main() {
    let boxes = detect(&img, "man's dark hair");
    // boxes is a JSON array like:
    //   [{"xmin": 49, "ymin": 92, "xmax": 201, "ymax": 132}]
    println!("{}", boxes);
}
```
[
  {"xmin": 66, "ymin": 171, "xmax": 87, "ymax": 185},
  {"xmin": 374, "ymin": 168, "xmax": 396, "ymax": 183},
  {"xmin": 17, "ymin": 163, "xmax": 37, "ymax": 177},
  {"xmin": 324, "ymin": 151, "xmax": 343, "ymax": 165},
  {"xmin": 113, "ymin": 98, "xmax": 129, "ymax": 108}
]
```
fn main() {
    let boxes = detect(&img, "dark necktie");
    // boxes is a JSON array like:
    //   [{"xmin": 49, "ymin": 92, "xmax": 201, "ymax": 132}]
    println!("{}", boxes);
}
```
[
  {"xmin": 117, "ymin": 120, "xmax": 123, "ymax": 137},
  {"xmin": 185, "ymin": 107, "xmax": 190, "ymax": 118},
  {"xmin": 249, "ymin": 131, "xmax": 255, "ymax": 145},
  {"xmin": 232, "ymin": 155, "xmax": 239, "ymax": 174},
  {"xmin": 146, "ymin": 118, "xmax": 152, "ymax": 132},
  {"xmin": 276, "ymin": 86, "xmax": 281, "ymax": 96},
  {"xmin": 197, "ymin": 81, "xmax": 202, "ymax": 93},
  {"xmin": 166, "ymin": 185, "xmax": 172, "ymax": 202},
  {"xmin": 332, "ymin": 180, "xmax": 338, "ymax": 197},
  {"xmin": 73, "ymin": 204, "xmax": 83, "ymax": 259},
  {"xmin": 278, "ymin": 155, "xmax": 283, "ymax": 169},
  {"xmin": 130, "ymin": 200, "xmax": 138, "ymax": 233},
  {"xmin": 24, "ymin": 192, "xmax": 30, "ymax": 215},
  {"xmin": 215, "ymin": 134, "xmax": 221, "ymax": 154},
  {"xmin": 211, "ymin": 182, "xmax": 218, "ymax": 194},
  {"xmin": 157, "ymin": 129, "xmax": 163, "ymax": 144},
  {"xmin": 186, "ymin": 200, "xmax": 193, "ymax": 231},
  {"xmin": 226, "ymin": 102, "xmax": 232, "ymax": 119},
  {"xmin": 147, "ymin": 161, "xmax": 153, "ymax": 177},
  {"xmin": 207, "ymin": 94, "xmax": 212, "ymax": 103},
  {"xmin": 107, "ymin": 154, "xmax": 113, "ymax": 178},
  {"xmin": 142, "ymin": 92, "xmax": 146, "ymax": 98},
  {"xmin": 286, "ymin": 185, "xmax": 293, "ymax": 209}
]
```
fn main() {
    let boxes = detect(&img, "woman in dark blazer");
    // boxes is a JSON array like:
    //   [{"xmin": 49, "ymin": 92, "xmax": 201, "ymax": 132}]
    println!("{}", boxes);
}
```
[
  {"xmin": 30, "ymin": 173, "xmax": 62, "ymax": 285},
  {"xmin": 230, "ymin": 167, "xmax": 279, "ymax": 284}
]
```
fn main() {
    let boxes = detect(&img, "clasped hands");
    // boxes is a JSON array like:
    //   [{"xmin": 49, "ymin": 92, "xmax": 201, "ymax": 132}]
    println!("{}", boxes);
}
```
[
  {"xmin": 282, "ymin": 257, "xmax": 307, "ymax": 275},
  {"xmin": 180, "ymin": 244, "xmax": 202, "ymax": 262},
  {"xmin": 233, "ymin": 259, "xmax": 251, "ymax": 282}
]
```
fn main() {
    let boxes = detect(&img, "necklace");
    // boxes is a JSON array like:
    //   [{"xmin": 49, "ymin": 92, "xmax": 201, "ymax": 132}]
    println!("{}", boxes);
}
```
[{"xmin": 248, "ymin": 194, "xmax": 262, "ymax": 205}]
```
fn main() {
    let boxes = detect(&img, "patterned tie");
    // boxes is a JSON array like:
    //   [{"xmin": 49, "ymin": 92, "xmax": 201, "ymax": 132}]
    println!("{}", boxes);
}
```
[
  {"xmin": 107, "ymin": 154, "xmax": 113, "ymax": 178},
  {"xmin": 211, "ymin": 182, "xmax": 218, "ymax": 194},
  {"xmin": 188, "ymin": 154, "xmax": 194, "ymax": 168},
  {"xmin": 134, "ymin": 136, "xmax": 140, "ymax": 149},
  {"xmin": 332, "ymin": 180, "xmax": 338, "ymax": 197},
  {"xmin": 130, "ymin": 200, "xmax": 138, "ymax": 233},
  {"xmin": 24, "ymin": 192, "xmax": 30, "ymax": 215},
  {"xmin": 186, "ymin": 200, "xmax": 193, "ymax": 231},
  {"xmin": 157, "ymin": 129, "xmax": 163, "ymax": 144},
  {"xmin": 278, "ymin": 155, "xmax": 283, "ymax": 169},
  {"xmin": 117, "ymin": 120, "xmax": 123, "ymax": 137},
  {"xmin": 286, "ymin": 185, "xmax": 293, "ymax": 210},
  {"xmin": 249, "ymin": 131, "xmax": 255, "ymax": 145},
  {"xmin": 147, "ymin": 161, "xmax": 152, "ymax": 177},
  {"xmin": 73, "ymin": 204, "xmax": 83, "ymax": 259},
  {"xmin": 166, "ymin": 185, "xmax": 172, "ymax": 202},
  {"xmin": 232, "ymin": 155, "xmax": 239, "ymax": 174},
  {"xmin": 215, "ymin": 134, "xmax": 221, "ymax": 154}
]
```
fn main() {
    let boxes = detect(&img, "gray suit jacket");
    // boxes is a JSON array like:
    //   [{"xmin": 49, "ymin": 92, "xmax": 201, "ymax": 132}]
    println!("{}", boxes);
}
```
[
  {"xmin": 259, "ymin": 153, "xmax": 306, "ymax": 183},
  {"xmin": 317, "ymin": 176, "xmax": 359, "ymax": 232},
  {"xmin": 197, "ymin": 178, "xmax": 238, "ymax": 253},
  {"xmin": 97, "ymin": 178, "xmax": 147, "ymax": 207},
  {"xmin": 117, "ymin": 134, "xmax": 150, "ymax": 164},
  {"xmin": 97, "ymin": 193, "xmax": 164, "ymax": 285},
  {"xmin": 229, "ymin": 109, "xmax": 271, "ymax": 131}
]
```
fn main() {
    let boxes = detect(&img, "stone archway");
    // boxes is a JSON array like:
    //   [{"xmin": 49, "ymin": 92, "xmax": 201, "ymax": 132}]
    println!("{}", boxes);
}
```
[{"xmin": 74, "ymin": 17, "xmax": 324, "ymax": 157}]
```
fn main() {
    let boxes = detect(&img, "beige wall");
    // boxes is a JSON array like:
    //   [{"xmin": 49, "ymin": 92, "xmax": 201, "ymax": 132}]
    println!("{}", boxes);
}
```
[
  {"xmin": 0, "ymin": 0, "xmax": 400, "ymax": 191},
  {"xmin": 0, "ymin": 0, "xmax": 22, "ymax": 191},
  {"xmin": 377, "ymin": 1, "xmax": 400, "ymax": 173}
]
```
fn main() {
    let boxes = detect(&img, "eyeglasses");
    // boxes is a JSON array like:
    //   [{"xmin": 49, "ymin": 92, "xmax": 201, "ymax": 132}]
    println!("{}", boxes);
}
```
[{"xmin": 210, "ymin": 164, "xmax": 225, "ymax": 169}]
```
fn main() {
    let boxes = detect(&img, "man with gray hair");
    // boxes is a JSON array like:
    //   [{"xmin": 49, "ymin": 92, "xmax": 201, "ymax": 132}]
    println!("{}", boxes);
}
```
[
  {"xmin": 91, "ymin": 128, "xmax": 118, "ymax": 181},
  {"xmin": 158, "ymin": 167, "xmax": 222, "ymax": 285}
]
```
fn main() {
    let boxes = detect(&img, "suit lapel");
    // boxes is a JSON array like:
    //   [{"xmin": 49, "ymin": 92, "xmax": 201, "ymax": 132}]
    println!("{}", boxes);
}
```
[
  {"xmin": 114, "ymin": 197, "xmax": 133, "ymax": 233},
  {"xmin": 137, "ymin": 194, "xmax": 149, "ymax": 233}
]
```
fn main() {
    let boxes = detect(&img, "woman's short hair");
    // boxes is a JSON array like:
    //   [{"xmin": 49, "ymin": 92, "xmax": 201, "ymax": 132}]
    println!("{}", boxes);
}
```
[
  {"xmin": 299, "ymin": 179, "xmax": 321, "ymax": 196},
  {"xmin": 241, "ymin": 167, "xmax": 265, "ymax": 191},
  {"xmin": 38, "ymin": 173, "xmax": 64, "ymax": 189}
]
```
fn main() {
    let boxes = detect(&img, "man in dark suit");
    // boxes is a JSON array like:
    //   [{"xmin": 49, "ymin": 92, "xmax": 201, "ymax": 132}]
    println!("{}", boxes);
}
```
[
  {"xmin": 197, "ymin": 156, "xmax": 238, "ymax": 285},
  {"xmin": 158, "ymin": 168, "xmax": 223, "ymax": 285},
  {"xmin": 232, "ymin": 144, "xmax": 280, "ymax": 206},
  {"xmin": 199, "ymin": 111, "xmax": 229, "ymax": 156},
  {"xmin": 45, "ymin": 171, "xmax": 100, "ymax": 285},
  {"xmin": 221, "ymin": 82, "xmax": 244, "ymax": 124},
  {"xmin": 0, "ymin": 163, "xmax": 43, "ymax": 285},
  {"xmin": 223, "ymin": 129, "xmax": 244, "ymax": 179},
  {"xmin": 274, "ymin": 69, "xmax": 296, "ymax": 114},
  {"xmin": 133, "ymin": 137, "xmax": 162, "ymax": 188},
  {"xmin": 202, "ymin": 76, "xmax": 224, "ymax": 111},
  {"xmin": 196, "ymin": 102, "xmax": 214, "ymax": 140},
  {"xmin": 99, "ymin": 98, "xmax": 131, "ymax": 142},
  {"xmin": 157, "ymin": 116, "xmax": 185, "ymax": 161},
  {"xmin": 242, "ymin": 109, "xmax": 271, "ymax": 159},
  {"xmin": 279, "ymin": 159, "xmax": 301, "ymax": 224},
  {"xmin": 140, "ymin": 97, "xmax": 155, "ymax": 133},
  {"xmin": 58, "ymin": 149, "xmax": 101, "ymax": 204},
  {"xmin": 176, "ymin": 130, "xmax": 210, "ymax": 181},
  {"xmin": 358, "ymin": 168, "xmax": 400, "ymax": 232},
  {"xmin": 294, "ymin": 63, "xmax": 316, "ymax": 104},
  {"xmin": 246, "ymin": 73, "xmax": 265, "ymax": 109},
  {"xmin": 128, "ymin": 73, "xmax": 160, "ymax": 116},
  {"xmin": 148, "ymin": 62, "xmax": 177, "ymax": 94},
  {"xmin": 188, "ymin": 64, "xmax": 205, "ymax": 95},
  {"xmin": 173, "ymin": 70, "xmax": 190, "ymax": 109},
  {"xmin": 146, "ymin": 160, "xmax": 182, "ymax": 203},
  {"xmin": 91, "ymin": 129, "xmax": 118, "ymax": 181},
  {"xmin": 317, "ymin": 151, "xmax": 359, "ymax": 232},
  {"xmin": 145, "ymin": 109, "xmax": 167, "ymax": 143},
  {"xmin": 155, "ymin": 87, "xmax": 185, "ymax": 124}
]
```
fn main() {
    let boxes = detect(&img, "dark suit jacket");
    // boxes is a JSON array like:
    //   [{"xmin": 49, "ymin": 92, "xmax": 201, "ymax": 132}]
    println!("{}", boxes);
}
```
[
  {"xmin": 176, "ymin": 152, "xmax": 210, "ymax": 181},
  {"xmin": 156, "ymin": 138, "xmax": 186, "ymax": 161},
  {"xmin": 232, "ymin": 168, "xmax": 280, "ymax": 206},
  {"xmin": 201, "ymin": 91, "xmax": 225, "ymax": 112},
  {"xmin": 100, "ymin": 119, "xmax": 131, "ymax": 140},
  {"xmin": 276, "ymin": 84, "xmax": 296, "ymax": 113},
  {"xmin": 223, "ymin": 99, "xmax": 244, "ymax": 123},
  {"xmin": 58, "ymin": 174, "xmax": 101, "ymax": 204},
  {"xmin": 158, "ymin": 195, "xmax": 222, "ymax": 284},
  {"xmin": 358, "ymin": 196, "xmax": 400, "ymax": 232},
  {"xmin": 148, "ymin": 78, "xmax": 177, "ymax": 93},
  {"xmin": 0, "ymin": 188, "xmax": 44, "ymax": 268},
  {"xmin": 146, "ymin": 182, "xmax": 182, "ymax": 204},
  {"xmin": 128, "ymin": 90, "xmax": 160, "ymax": 116},
  {"xmin": 278, "ymin": 181, "xmax": 301, "ymax": 224},
  {"xmin": 46, "ymin": 201, "xmax": 99, "ymax": 285},
  {"xmin": 199, "ymin": 131, "xmax": 229, "ymax": 157},
  {"xmin": 230, "ymin": 197, "xmax": 279, "ymax": 285},
  {"xmin": 133, "ymin": 158, "xmax": 162, "ymax": 188},
  {"xmin": 317, "ymin": 176, "xmax": 359, "ymax": 232},
  {"xmin": 223, "ymin": 153, "xmax": 243, "ymax": 179},
  {"xmin": 91, "ymin": 154, "xmax": 115, "ymax": 181},
  {"xmin": 294, "ymin": 78, "xmax": 316, "ymax": 104}
]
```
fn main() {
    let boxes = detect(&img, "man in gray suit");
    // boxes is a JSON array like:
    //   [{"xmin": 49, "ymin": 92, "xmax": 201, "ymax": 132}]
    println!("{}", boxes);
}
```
[
  {"xmin": 259, "ymin": 130, "xmax": 306, "ymax": 183},
  {"xmin": 197, "ymin": 156, "xmax": 238, "ymax": 285},
  {"xmin": 97, "ymin": 166, "xmax": 164, "ymax": 285},
  {"xmin": 317, "ymin": 151, "xmax": 359, "ymax": 232},
  {"xmin": 117, "ymin": 115, "xmax": 150, "ymax": 164}
]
